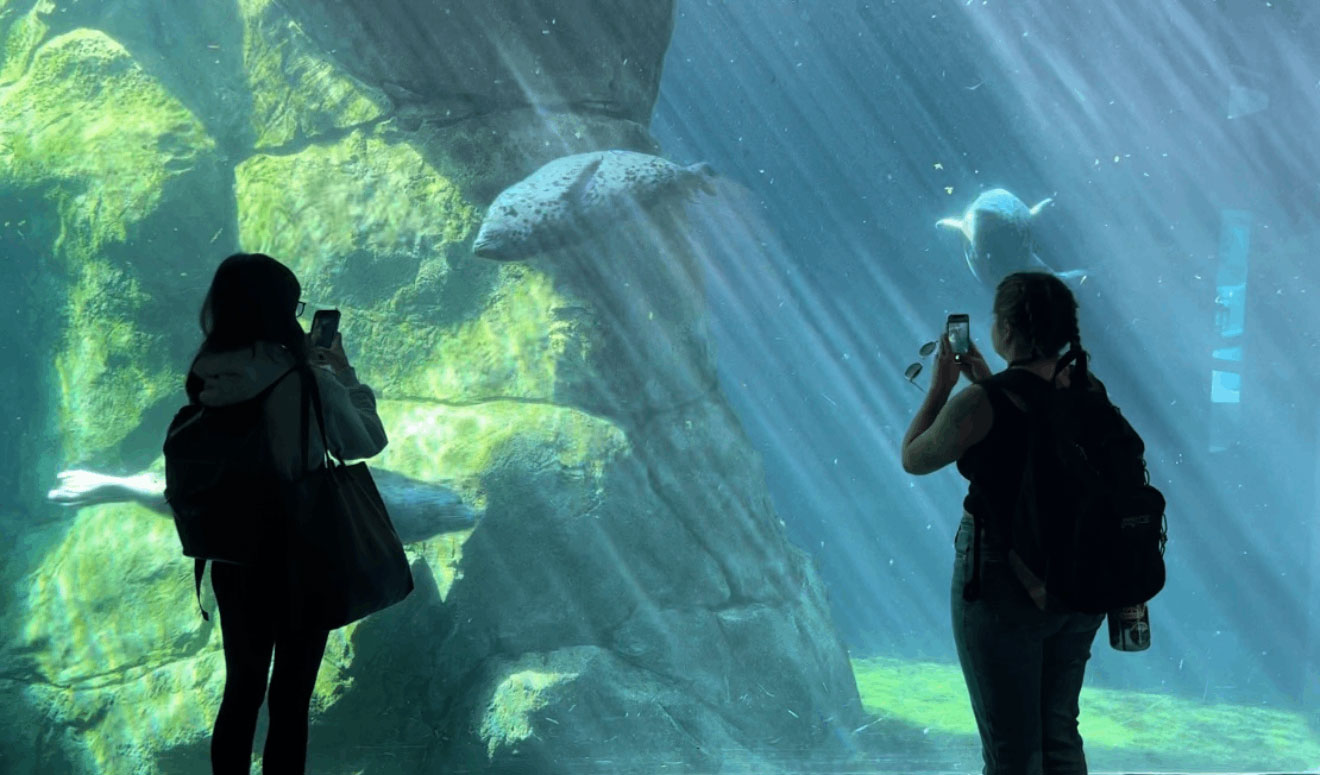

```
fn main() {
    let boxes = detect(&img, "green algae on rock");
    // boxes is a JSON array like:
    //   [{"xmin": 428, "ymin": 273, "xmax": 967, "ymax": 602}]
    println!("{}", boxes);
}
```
[
  {"xmin": 54, "ymin": 260, "xmax": 177, "ymax": 458},
  {"xmin": 0, "ymin": 28, "xmax": 222, "ymax": 460},
  {"xmin": 0, "ymin": 29, "xmax": 216, "ymax": 264},
  {"xmin": 239, "ymin": 0, "xmax": 390, "ymax": 151},
  {"xmin": 16, "ymin": 501, "xmax": 354, "ymax": 775},
  {"xmin": 0, "ymin": 0, "xmax": 49, "ymax": 86},
  {"xmin": 235, "ymin": 128, "xmax": 482, "ymax": 313}
]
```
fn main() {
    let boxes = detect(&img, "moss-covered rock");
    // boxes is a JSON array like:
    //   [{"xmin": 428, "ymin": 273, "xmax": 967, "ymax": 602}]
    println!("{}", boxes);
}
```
[
  {"xmin": 0, "ymin": 29, "xmax": 215, "ymax": 264},
  {"xmin": 4, "ymin": 6, "xmax": 869, "ymax": 775},
  {"xmin": 393, "ymin": 107, "xmax": 663, "ymax": 206},
  {"xmin": 276, "ymin": 0, "xmax": 675, "ymax": 127},
  {"xmin": 455, "ymin": 646, "xmax": 785, "ymax": 774},
  {"xmin": 239, "ymin": 0, "xmax": 389, "ymax": 150},
  {"xmin": 374, "ymin": 397, "xmax": 629, "ymax": 601},
  {"xmin": 0, "ymin": 28, "xmax": 224, "ymax": 461},
  {"xmin": 1, "ymin": 1, "xmax": 253, "ymax": 154},
  {"xmin": 0, "ymin": 0, "xmax": 49, "ymax": 86},
  {"xmin": 235, "ymin": 127, "xmax": 483, "ymax": 316},
  {"xmin": 12, "ymin": 500, "xmax": 357, "ymax": 774},
  {"xmin": 52, "ymin": 261, "xmax": 176, "ymax": 457}
]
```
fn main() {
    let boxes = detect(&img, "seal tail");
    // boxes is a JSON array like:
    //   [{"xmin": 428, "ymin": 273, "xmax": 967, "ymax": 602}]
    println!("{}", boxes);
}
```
[
  {"xmin": 1030, "ymin": 253, "xmax": 1088, "ymax": 285},
  {"xmin": 1054, "ymin": 268, "xmax": 1090, "ymax": 285},
  {"xmin": 684, "ymin": 162, "xmax": 718, "ymax": 196}
]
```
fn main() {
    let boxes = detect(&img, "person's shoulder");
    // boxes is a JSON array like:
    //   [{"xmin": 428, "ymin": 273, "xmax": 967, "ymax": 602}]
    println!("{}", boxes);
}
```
[
  {"xmin": 949, "ymin": 382, "xmax": 993, "ymax": 418},
  {"xmin": 255, "ymin": 340, "xmax": 298, "ymax": 367}
]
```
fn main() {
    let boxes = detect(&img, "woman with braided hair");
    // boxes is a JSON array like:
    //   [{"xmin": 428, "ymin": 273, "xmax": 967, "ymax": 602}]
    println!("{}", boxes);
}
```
[{"xmin": 901, "ymin": 271, "xmax": 1105, "ymax": 774}]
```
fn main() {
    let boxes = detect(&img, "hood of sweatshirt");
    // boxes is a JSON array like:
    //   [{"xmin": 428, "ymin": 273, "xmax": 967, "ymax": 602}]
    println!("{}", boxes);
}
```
[{"xmin": 191, "ymin": 341, "xmax": 296, "ymax": 407}]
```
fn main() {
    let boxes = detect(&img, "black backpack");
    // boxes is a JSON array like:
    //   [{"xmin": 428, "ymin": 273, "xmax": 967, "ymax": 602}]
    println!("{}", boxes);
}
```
[
  {"xmin": 163, "ymin": 368, "xmax": 297, "ymax": 618},
  {"xmin": 969, "ymin": 355, "xmax": 1167, "ymax": 615}
]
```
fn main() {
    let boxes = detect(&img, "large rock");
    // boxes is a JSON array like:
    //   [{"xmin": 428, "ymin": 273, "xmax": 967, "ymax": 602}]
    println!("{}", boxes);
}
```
[
  {"xmin": 0, "ymin": 26, "xmax": 227, "ymax": 465},
  {"xmin": 277, "ymin": 0, "xmax": 676, "ymax": 127},
  {"xmin": 0, "ymin": 2, "xmax": 869, "ymax": 773}
]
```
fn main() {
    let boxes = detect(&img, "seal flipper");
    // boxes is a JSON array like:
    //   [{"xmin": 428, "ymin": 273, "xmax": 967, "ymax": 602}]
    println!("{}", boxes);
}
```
[
  {"xmin": 1053, "ymin": 268, "xmax": 1089, "ymax": 285},
  {"xmin": 562, "ymin": 156, "xmax": 604, "ymax": 205},
  {"xmin": 1028, "ymin": 197, "xmax": 1054, "ymax": 217},
  {"xmin": 936, "ymin": 216, "xmax": 973, "ymax": 242}
]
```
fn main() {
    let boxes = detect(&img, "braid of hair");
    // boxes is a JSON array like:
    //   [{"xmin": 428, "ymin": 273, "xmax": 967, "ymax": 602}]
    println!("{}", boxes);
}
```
[
  {"xmin": 1051, "ymin": 277, "xmax": 1087, "ymax": 386},
  {"xmin": 1023, "ymin": 280, "xmax": 1046, "ymax": 361}
]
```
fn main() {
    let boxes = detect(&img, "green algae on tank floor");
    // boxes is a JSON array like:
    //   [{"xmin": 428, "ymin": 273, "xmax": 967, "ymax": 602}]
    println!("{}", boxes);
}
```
[{"xmin": 851, "ymin": 656, "xmax": 1320, "ymax": 772}]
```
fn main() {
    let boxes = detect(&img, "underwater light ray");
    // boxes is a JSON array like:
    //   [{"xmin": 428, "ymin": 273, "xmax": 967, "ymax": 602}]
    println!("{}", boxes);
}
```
[
  {"xmin": 677, "ymin": 1, "xmax": 1320, "ymax": 683},
  {"xmin": 689, "ymin": 183, "xmax": 971, "ymax": 657},
  {"xmin": 865, "ymin": 1, "xmax": 1320, "ymax": 673},
  {"xmin": 667, "ymin": 9, "xmax": 938, "ymax": 406},
  {"xmin": 654, "ymin": 1, "xmax": 1320, "ymax": 734},
  {"xmin": 701, "ymin": 184, "xmax": 924, "ymax": 440},
  {"xmin": 693, "ymin": 188, "xmax": 914, "ymax": 484}
]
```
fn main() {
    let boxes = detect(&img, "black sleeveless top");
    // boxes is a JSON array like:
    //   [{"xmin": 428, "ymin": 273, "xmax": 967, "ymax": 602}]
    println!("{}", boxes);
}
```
[{"xmin": 955, "ymin": 369, "xmax": 1055, "ymax": 544}]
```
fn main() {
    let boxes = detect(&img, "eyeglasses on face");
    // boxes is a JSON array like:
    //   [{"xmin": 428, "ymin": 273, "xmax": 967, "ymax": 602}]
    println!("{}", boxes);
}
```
[{"xmin": 296, "ymin": 301, "xmax": 307, "ymax": 317}]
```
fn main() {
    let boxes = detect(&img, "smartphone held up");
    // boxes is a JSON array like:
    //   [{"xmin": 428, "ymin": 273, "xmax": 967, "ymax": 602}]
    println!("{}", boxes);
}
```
[
  {"xmin": 946, "ymin": 313, "xmax": 970, "ymax": 357},
  {"xmin": 310, "ymin": 309, "xmax": 341, "ymax": 349}
]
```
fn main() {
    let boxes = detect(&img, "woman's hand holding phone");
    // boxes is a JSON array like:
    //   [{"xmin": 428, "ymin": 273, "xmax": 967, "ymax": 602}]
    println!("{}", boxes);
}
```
[
  {"xmin": 930, "ymin": 333, "xmax": 962, "ymax": 395},
  {"xmin": 310, "ymin": 333, "xmax": 350, "ymax": 373},
  {"xmin": 958, "ymin": 340, "xmax": 993, "ymax": 383},
  {"xmin": 932, "ymin": 333, "xmax": 992, "ymax": 395}
]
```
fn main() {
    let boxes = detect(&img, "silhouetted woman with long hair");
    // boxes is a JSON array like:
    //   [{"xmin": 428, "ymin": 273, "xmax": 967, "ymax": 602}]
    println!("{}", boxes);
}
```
[
  {"xmin": 901, "ymin": 271, "xmax": 1106, "ymax": 774},
  {"xmin": 178, "ymin": 253, "xmax": 387, "ymax": 774}
]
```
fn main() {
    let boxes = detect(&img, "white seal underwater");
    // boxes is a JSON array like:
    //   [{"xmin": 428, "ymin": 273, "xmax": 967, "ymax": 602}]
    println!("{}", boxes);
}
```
[
  {"xmin": 936, "ymin": 188, "xmax": 1087, "ymax": 287},
  {"xmin": 472, "ymin": 150, "xmax": 717, "ymax": 260}
]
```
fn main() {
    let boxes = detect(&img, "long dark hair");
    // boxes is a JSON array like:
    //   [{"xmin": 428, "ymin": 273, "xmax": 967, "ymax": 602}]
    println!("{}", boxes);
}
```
[
  {"xmin": 993, "ymin": 271, "xmax": 1088, "ymax": 382},
  {"xmin": 187, "ymin": 253, "xmax": 307, "ymax": 399}
]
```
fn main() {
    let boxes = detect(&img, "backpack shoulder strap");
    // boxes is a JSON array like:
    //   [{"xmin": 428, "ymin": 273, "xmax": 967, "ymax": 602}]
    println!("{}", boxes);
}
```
[{"xmin": 978, "ymin": 369, "xmax": 1053, "ymax": 416}]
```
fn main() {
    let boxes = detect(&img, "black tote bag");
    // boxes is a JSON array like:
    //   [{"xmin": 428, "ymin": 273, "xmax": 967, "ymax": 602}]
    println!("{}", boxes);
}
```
[{"xmin": 285, "ymin": 366, "xmax": 413, "ymax": 630}]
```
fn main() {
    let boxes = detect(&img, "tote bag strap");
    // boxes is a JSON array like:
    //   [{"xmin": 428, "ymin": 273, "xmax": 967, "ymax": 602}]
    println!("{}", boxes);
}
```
[{"xmin": 298, "ymin": 364, "xmax": 343, "ymax": 472}]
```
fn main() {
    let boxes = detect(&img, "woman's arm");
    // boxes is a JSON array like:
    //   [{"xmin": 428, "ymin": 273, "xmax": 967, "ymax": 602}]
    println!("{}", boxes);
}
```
[
  {"xmin": 314, "ymin": 366, "xmax": 389, "ymax": 460},
  {"xmin": 901, "ymin": 333, "xmax": 994, "ymax": 474},
  {"xmin": 307, "ymin": 332, "xmax": 388, "ymax": 460},
  {"xmin": 901, "ymin": 385, "xmax": 993, "ymax": 474}
]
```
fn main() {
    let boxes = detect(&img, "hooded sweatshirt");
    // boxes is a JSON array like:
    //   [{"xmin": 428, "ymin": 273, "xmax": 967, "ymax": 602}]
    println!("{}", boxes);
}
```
[{"xmin": 189, "ymin": 341, "xmax": 388, "ymax": 480}]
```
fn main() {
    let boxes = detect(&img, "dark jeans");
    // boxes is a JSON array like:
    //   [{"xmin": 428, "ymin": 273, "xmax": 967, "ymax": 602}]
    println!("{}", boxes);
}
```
[
  {"xmin": 210, "ymin": 561, "xmax": 330, "ymax": 775},
  {"xmin": 951, "ymin": 515, "xmax": 1105, "ymax": 775}
]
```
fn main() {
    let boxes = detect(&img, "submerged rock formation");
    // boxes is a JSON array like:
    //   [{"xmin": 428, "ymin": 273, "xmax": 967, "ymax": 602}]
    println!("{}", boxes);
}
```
[{"xmin": 0, "ymin": 2, "xmax": 865, "ymax": 773}]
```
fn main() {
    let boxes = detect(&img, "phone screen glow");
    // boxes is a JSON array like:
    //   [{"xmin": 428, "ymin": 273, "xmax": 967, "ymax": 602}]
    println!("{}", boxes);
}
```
[{"xmin": 948, "ymin": 321, "xmax": 970, "ymax": 354}]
